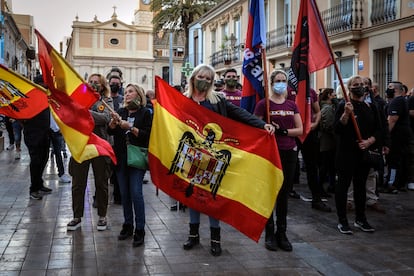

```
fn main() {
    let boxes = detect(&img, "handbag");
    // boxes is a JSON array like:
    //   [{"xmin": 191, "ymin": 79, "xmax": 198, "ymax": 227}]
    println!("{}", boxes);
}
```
[
  {"xmin": 127, "ymin": 144, "xmax": 148, "ymax": 170},
  {"xmin": 362, "ymin": 149, "xmax": 382, "ymax": 170}
]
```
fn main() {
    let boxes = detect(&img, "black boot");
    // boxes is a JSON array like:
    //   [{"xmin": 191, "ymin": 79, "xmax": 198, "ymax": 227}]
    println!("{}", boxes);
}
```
[
  {"xmin": 275, "ymin": 230, "xmax": 292, "ymax": 252},
  {"xmin": 210, "ymin": 227, "xmax": 222, "ymax": 256},
  {"xmin": 133, "ymin": 229, "xmax": 145, "ymax": 247},
  {"xmin": 264, "ymin": 215, "xmax": 277, "ymax": 251},
  {"xmin": 118, "ymin": 223, "xmax": 134, "ymax": 240},
  {"xmin": 183, "ymin": 223, "xmax": 199, "ymax": 250}
]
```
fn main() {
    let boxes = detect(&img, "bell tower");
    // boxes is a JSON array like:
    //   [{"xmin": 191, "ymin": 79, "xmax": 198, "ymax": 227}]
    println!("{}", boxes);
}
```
[{"xmin": 135, "ymin": 0, "xmax": 152, "ymax": 27}]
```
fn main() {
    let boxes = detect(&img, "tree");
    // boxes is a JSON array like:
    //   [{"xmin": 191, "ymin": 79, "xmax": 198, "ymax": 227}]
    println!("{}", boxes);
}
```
[{"xmin": 150, "ymin": 0, "xmax": 221, "ymax": 63}]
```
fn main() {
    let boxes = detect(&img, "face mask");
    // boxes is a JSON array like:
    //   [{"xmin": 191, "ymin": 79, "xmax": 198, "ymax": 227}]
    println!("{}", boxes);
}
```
[
  {"xmin": 272, "ymin": 82, "xmax": 287, "ymax": 94},
  {"xmin": 110, "ymin": 84, "xmax": 120, "ymax": 93},
  {"xmin": 195, "ymin": 79, "xmax": 211, "ymax": 92},
  {"xmin": 386, "ymin": 88, "xmax": 395, "ymax": 97},
  {"xmin": 225, "ymin": 79, "xmax": 238, "ymax": 88},
  {"xmin": 350, "ymin": 86, "xmax": 365, "ymax": 97},
  {"xmin": 126, "ymin": 98, "xmax": 141, "ymax": 110},
  {"xmin": 91, "ymin": 83, "xmax": 101, "ymax": 92}
]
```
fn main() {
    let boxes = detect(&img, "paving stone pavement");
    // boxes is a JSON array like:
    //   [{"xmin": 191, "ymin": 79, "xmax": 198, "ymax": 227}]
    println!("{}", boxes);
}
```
[{"xmin": 0, "ymin": 143, "xmax": 413, "ymax": 275}]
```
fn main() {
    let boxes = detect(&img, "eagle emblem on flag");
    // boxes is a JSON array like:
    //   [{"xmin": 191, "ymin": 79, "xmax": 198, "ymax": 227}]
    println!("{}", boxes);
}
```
[{"xmin": 168, "ymin": 124, "xmax": 232, "ymax": 199}]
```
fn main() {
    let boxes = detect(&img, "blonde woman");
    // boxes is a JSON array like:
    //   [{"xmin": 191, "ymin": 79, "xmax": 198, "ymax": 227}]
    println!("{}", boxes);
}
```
[
  {"xmin": 182, "ymin": 64, "xmax": 275, "ymax": 256},
  {"xmin": 108, "ymin": 84, "xmax": 152, "ymax": 247}
]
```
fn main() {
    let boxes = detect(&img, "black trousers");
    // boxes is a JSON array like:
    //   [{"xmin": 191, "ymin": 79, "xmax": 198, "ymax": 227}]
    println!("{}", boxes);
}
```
[
  {"xmin": 25, "ymin": 135, "xmax": 49, "ymax": 193},
  {"xmin": 275, "ymin": 149, "xmax": 297, "ymax": 229},
  {"xmin": 301, "ymin": 130, "xmax": 323, "ymax": 201},
  {"xmin": 335, "ymin": 162, "xmax": 370, "ymax": 225}
]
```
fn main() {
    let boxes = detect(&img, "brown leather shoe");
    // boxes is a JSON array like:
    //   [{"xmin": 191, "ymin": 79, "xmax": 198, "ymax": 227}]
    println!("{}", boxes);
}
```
[{"xmin": 367, "ymin": 203, "xmax": 386, "ymax": 214}]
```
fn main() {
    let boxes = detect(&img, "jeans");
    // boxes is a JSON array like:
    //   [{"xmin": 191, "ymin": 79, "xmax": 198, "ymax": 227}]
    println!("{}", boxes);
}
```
[
  {"xmin": 12, "ymin": 120, "xmax": 22, "ymax": 144},
  {"xmin": 116, "ymin": 157, "xmax": 146, "ymax": 230},
  {"xmin": 50, "ymin": 130, "xmax": 65, "ymax": 177},
  {"xmin": 189, "ymin": 209, "xmax": 220, "ymax": 228}
]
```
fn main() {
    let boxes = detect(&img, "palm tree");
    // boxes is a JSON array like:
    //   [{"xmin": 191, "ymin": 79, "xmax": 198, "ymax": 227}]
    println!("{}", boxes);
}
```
[{"xmin": 150, "ymin": 0, "xmax": 221, "ymax": 63}]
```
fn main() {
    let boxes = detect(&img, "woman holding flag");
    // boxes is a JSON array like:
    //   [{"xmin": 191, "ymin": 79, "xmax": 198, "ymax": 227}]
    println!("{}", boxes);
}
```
[
  {"xmin": 182, "ymin": 64, "xmax": 275, "ymax": 256},
  {"xmin": 254, "ymin": 69, "xmax": 303, "ymax": 252}
]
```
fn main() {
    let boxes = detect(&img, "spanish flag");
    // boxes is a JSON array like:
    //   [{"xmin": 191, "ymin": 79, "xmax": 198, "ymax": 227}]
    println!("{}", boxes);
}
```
[
  {"xmin": 0, "ymin": 64, "xmax": 48, "ymax": 119},
  {"xmin": 35, "ymin": 30, "xmax": 116, "ymax": 164},
  {"xmin": 150, "ymin": 77, "xmax": 283, "ymax": 242}
]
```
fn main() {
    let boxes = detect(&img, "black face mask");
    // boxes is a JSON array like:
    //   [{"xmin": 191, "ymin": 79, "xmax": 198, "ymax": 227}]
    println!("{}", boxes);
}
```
[
  {"xmin": 110, "ymin": 84, "xmax": 120, "ymax": 93},
  {"xmin": 386, "ymin": 88, "xmax": 395, "ymax": 97},
  {"xmin": 350, "ymin": 86, "xmax": 365, "ymax": 97}
]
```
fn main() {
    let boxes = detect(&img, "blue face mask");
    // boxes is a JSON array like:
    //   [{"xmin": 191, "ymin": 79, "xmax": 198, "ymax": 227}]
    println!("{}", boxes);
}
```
[{"xmin": 272, "ymin": 82, "xmax": 287, "ymax": 94}]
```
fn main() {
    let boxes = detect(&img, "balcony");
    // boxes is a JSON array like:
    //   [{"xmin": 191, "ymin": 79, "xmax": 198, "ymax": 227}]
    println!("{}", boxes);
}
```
[
  {"xmin": 266, "ymin": 24, "xmax": 295, "ymax": 52},
  {"xmin": 320, "ymin": 0, "xmax": 364, "ymax": 36},
  {"xmin": 210, "ymin": 43, "xmax": 244, "ymax": 68},
  {"xmin": 370, "ymin": 0, "xmax": 396, "ymax": 26}
]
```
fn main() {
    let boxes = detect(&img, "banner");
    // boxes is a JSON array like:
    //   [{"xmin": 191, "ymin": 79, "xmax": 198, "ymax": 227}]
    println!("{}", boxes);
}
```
[
  {"xmin": 149, "ymin": 77, "xmax": 283, "ymax": 242},
  {"xmin": 287, "ymin": 0, "xmax": 334, "ymax": 142},
  {"xmin": 241, "ymin": 0, "xmax": 266, "ymax": 113}
]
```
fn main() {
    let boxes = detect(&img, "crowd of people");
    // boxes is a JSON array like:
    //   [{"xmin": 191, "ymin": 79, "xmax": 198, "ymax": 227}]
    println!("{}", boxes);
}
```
[{"xmin": 4, "ymin": 65, "xmax": 414, "ymax": 257}]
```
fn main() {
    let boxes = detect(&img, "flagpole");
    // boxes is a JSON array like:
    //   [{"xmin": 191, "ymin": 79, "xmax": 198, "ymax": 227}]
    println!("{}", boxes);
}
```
[
  {"xmin": 311, "ymin": 0, "xmax": 362, "ymax": 141},
  {"xmin": 261, "ymin": 48, "xmax": 270, "ymax": 123}
]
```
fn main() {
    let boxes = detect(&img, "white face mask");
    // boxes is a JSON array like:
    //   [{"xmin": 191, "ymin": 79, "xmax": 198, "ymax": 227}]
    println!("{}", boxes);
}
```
[{"xmin": 272, "ymin": 82, "xmax": 287, "ymax": 94}]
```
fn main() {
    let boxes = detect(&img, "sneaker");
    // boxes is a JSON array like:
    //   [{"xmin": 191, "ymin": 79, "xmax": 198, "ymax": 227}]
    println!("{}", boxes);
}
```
[
  {"xmin": 354, "ymin": 220, "xmax": 375, "ymax": 232},
  {"xmin": 30, "ymin": 191, "xmax": 43, "ymax": 200},
  {"xmin": 97, "ymin": 217, "xmax": 107, "ymax": 231},
  {"xmin": 67, "ymin": 218, "xmax": 81, "ymax": 231},
  {"xmin": 6, "ymin": 144, "xmax": 14, "ymax": 150},
  {"xmin": 312, "ymin": 201, "xmax": 332, "ymax": 212},
  {"xmin": 337, "ymin": 223, "xmax": 353, "ymax": 235},
  {"xmin": 15, "ymin": 152, "xmax": 21, "ymax": 160},
  {"xmin": 63, "ymin": 151, "xmax": 68, "ymax": 158},
  {"xmin": 59, "ymin": 174, "xmax": 71, "ymax": 183},
  {"xmin": 408, "ymin": 183, "xmax": 414, "ymax": 191},
  {"xmin": 40, "ymin": 186, "xmax": 52, "ymax": 194}
]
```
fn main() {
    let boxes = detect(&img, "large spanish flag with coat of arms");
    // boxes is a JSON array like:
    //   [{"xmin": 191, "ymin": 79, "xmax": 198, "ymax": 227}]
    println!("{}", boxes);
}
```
[{"xmin": 149, "ymin": 77, "xmax": 283, "ymax": 242}]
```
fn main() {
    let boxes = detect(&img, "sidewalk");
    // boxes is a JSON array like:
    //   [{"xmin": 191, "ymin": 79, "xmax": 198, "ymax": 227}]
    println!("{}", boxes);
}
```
[{"xmin": 0, "ymin": 143, "xmax": 413, "ymax": 275}]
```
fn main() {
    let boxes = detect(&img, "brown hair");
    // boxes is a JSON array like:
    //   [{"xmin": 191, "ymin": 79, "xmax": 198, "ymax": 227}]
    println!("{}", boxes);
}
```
[{"xmin": 125, "ymin": 83, "xmax": 147, "ymax": 107}]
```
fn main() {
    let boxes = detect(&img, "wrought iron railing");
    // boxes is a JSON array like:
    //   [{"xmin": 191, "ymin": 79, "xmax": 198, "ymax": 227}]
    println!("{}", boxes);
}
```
[
  {"xmin": 266, "ymin": 24, "xmax": 295, "ymax": 51},
  {"xmin": 210, "ymin": 43, "xmax": 244, "ymax": 67},
  {"xmin": 320, "ymin": 0, "xmax": 364, "ymax": 36},
  {"xmin": 370, "ymin": 0, "xmax": 396, "ymax": 25}
]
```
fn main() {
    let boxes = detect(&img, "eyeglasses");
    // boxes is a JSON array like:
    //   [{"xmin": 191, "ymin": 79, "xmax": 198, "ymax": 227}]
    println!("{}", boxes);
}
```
[{"xmin": 275, "ymin": 79, "xmax": 287, "ymax": 83}]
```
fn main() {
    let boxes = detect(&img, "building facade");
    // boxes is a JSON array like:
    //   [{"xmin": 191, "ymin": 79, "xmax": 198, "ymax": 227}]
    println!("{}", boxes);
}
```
[
  {"xmin": 0, "ymin": 0, "xmax": 34, "ymax": 78},
  {"xmin": 190, "ymin": 0, "xmax": 414, "ymax": 94},
  {"xmin": 65, "ymin": 1, "xmax": 185, "ymax": 90}
]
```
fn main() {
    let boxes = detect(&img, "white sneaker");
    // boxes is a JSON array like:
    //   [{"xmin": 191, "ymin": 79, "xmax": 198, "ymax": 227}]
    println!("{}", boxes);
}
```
[
  {"xmin": 6, "ymin": 144, "xmax": 14, "ymax": 150},
  {"xmin": 15, "ymin": 152, "xmax": 21, "ymax": 160},
  {"xmin": 408, "ymin": 183, "xmax": 414, "ymax": 191},
  {"xmin": 59, "ymin": 174, "xmax": 71, "ymax": 183}
]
